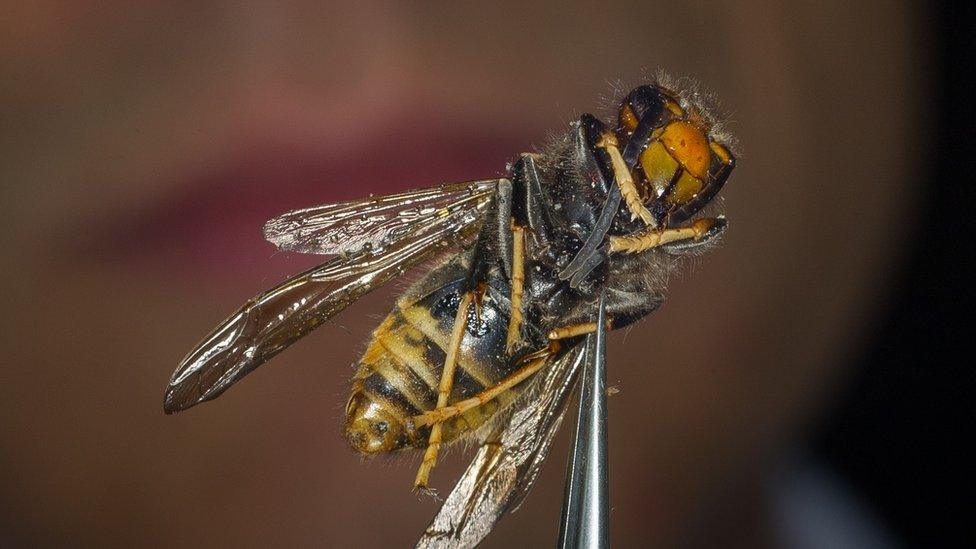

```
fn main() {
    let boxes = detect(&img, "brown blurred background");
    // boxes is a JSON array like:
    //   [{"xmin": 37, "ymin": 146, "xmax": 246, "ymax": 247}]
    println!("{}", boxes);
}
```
[{"xmin": 2, "ymin": 2, "xmax": 969, "ymax": 547}]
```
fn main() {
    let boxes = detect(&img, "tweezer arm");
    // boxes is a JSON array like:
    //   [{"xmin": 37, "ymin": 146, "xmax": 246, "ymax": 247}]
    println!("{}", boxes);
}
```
[{"xmin": 558, "ymin": 293, "xmax": 609, "ymax": 548}]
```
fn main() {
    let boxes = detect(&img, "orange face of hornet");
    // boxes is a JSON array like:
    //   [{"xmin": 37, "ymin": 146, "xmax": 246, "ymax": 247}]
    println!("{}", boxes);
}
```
[{"xmin": 617, "ymin": 85, "xmax": 735, "ymax": 224}]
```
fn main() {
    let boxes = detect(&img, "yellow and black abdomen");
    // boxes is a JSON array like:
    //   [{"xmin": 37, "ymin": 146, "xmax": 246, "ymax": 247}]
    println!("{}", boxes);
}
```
[{"xmin": 344, "ymin": 260, "xmax": 528, "ymax": 455}]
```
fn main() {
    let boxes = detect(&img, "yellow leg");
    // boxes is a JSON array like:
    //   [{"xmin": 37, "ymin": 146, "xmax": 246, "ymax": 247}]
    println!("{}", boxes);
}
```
[
  {"xmin": 608, "ymin": 217, "xmax": 721, "ymax": 254},
  {"xmin": 597, "ymin": 132, "xmax": 657, "ymax": 228},
  {"xmin": 547, "ymin": 320, "xmax": 612, "ymax": 341},
  {"xmin": 411, "ymin": 346, "xmax": 556, "ymax": 429},
  {"xmin": 413, "ymin": 317, "xmax": 619, "ymax": 429},
  {"xmin": 505, "ymin": 224, "xmax": 526, "ymax": 354},
  {"xmin": 414, "ymin": 291, "xmax": 473, "ymax": 490}
]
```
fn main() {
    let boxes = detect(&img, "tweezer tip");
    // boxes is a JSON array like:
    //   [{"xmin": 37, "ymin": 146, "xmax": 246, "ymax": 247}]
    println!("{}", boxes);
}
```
[{"xmin": 558, "ymin": 292, "xmax": 610, "ymax": 548}]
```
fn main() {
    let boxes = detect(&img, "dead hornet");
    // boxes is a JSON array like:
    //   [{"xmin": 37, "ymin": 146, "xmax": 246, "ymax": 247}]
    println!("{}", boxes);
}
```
[{"xmin": 164, "ymin": 75, "xmax": 736, "ymax": 548}]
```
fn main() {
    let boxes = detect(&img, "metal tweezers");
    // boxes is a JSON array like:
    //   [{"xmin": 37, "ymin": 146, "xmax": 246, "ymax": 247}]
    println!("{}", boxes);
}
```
[{"xmin": 557, "ymin": 293, "xmax": 610, "ymax": 548}]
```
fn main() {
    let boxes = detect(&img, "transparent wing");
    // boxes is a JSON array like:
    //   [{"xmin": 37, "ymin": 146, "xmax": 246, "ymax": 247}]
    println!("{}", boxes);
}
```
[
  {"xmin": 263, "ymin": 180, "xmax": 499, "ymax": 256},
  {"xmin": 164, "ymin": 187, "xmax": 494, "ymax": 414},
  {"xmin": 416, "ymin": 345, "xmax": 586, "ymax": 549}
]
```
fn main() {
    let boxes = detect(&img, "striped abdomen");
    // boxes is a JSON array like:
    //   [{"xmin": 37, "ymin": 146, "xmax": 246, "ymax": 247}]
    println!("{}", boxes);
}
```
[{"xmin": 344, "ymin": 264, "xmax": 528, "ymax": 455}]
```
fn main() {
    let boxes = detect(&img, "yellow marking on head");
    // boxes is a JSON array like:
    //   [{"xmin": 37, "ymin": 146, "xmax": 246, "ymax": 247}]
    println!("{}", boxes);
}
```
[
  {"xmin": 619, "ymin": 104, "xmax": 639, "ymax": 132},
  {"xmin": 710, "ymin": 141, "xmax": 733, "ymax": 165},
  {"xmin": 640, "ymin": 140, "xmax": 679, "ymax": 197},
  {"xmin": 660, "ymin": 121, "xmax": 710, "ymax": 180},
  {"xmin": 665, "ymin": 99, "xmax": 685, "ymax": 117},
  {"xmin": 667, "ymin": 170, "xmax": 704, "ymax": 205}
]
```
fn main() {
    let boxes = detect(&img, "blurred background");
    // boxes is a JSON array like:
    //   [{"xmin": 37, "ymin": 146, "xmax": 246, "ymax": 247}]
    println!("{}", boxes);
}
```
[{"xmin": 1, "ymin": 2, "xmax": 970, "ymax": 547}]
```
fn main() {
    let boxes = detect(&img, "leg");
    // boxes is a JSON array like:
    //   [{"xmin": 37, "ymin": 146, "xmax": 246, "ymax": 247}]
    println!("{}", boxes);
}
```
[
  {"xmin": 549, "ymin": 319, "xmax": 613, "ymax": 341},
  {"xmin": 505, "ymin": 223, "xmax": 526, "ymax": 353},
  {"xmin": 548, "ymin": 321, "xmax": 608, "ymax": 340},
  {"xmin": 506, "ymin": 155, "xmax": 568, "ymax": 350},
  {"xmin": 491, "ymin": 178, "xmax": 514, "ymax": 278},
  {"xmin": 559, "ymin": 106, "xmax": 674, "ymax": 287},
  {"xmin": 411, "ymin": 284, "xmax": 663, "ymax": 430},
  {"xmin": 596, "ymin": 131, "xmax": 657, "ymax": 228},
  {"xmin": 472, "ymin": 175, "xmax": 540, "ymax": 283},
  {"xmin": 558, "ymin": 116, "xmax": 620, "ymax": 285},
  {"xmin": 547, "ymin": 284, "xmax": 665, "ymax": 333},
  {"xmin": 608, "ymin": 217, "xmax": 727, "ymax": 254},
  {"xmin": 414, "ymin": 291, "xmax": 474, "ymax": 490},
  {"xmin": 544, "ymin": 290, "xmax": 662, "ymax": 339},
  {"xmin": 510, "ymin": 153, "xmax": 555, "ymax": 250},
  {"xmin": 566, "ymin": 250, "xmax": 608, "ymax": 289},
  {"xmin": 464, "ymin": 178, "xmax": 512, "ymax": 291},
  {"xmin": 660, "ymin": 216, "xmax": 728, "ymax": 254},
  {"xmin": 411, "ymin": 342, "xmax": 560, "ymax": 429},
  {"xmin": 557, "ymin": 185, "xmax": 620, "ymax": 286}
]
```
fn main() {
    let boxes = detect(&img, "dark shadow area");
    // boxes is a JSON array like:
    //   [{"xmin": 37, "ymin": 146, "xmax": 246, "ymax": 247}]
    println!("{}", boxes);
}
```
[{"xmin": 815, "ymin": 3, "xmax": 975, "ymax": 547}]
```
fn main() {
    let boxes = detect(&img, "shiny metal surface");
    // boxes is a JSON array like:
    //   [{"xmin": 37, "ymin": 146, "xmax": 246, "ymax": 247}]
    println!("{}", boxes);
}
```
[{"xmin": 559, "ymin": 294, "xmax": 609, "ymax": 549}]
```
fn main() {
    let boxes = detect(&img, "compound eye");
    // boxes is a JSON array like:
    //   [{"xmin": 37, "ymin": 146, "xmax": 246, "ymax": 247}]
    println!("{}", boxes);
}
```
[{"xmin": 619, "ymin": 85, "xmax": 683, "ymax": 133}]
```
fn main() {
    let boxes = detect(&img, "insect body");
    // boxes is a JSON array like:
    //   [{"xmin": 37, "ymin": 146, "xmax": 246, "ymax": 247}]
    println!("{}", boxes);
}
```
[{"xmin": 165, "ymin": 76, "xmax": 736, "ymax": 547}]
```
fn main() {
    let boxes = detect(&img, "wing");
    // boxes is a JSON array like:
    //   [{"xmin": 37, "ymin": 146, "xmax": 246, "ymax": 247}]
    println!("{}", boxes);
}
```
[
  {"xmin": 263, "ymin": 180, "xmax": 498, "ymax": 256},
  {"xmin": 164, "ymin": 183, "xmax": 497, "ymax": 413},
  {"xmin": 416, "ymin": 345, "xmax": 586, "ymax": 549}
]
